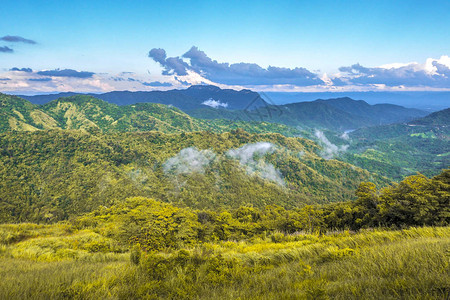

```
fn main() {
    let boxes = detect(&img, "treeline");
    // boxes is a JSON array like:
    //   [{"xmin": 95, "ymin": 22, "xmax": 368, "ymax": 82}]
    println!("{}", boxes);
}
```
[{"xmin": 74, "ymin": 169, "xmax": 449, "ymax": 251}]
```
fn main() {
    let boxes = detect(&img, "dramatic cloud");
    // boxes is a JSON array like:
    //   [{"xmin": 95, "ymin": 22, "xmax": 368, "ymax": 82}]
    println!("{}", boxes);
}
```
[
  {"xmin": 148, "ymin": 48, "xmax": 189, "ymax": 76},
  {"xmin": 163, "ymin": 147, "xmax": 216, "ymax": 175},
  {"xmin": 10, "ymin": 67, "xmax": 33, "ymax": 72},
  {"xmin": 0, "ymin": 35, "xmax": 36, "ymax": 44},
  {"xmin": 37, "ymin": 69, "xmax": 95, "ymax": 78},
  {"xmin": 0, "ymin": 46, "xmax": 13, "ymax": 53},
  {"xmin": 149, "ymin": 46, "xmax": 323, "ymax": 86},
  {"xmin": 337, "ymin": 56, "xmax": 450, "ymax": 88},
  {"xmin": 0, "ymin": 78, "xmax": 11, "ymax": 81},
  {"xmin": 202, "ymin": 98, "xmax": 228, "ymax": 108},
  {"xmin": 226, "ymin": 142, "xmax": 285, "ymax": 186},
  {"xmin": 314, "ymin": 130, "xmax": 348, "ymax": 160}
]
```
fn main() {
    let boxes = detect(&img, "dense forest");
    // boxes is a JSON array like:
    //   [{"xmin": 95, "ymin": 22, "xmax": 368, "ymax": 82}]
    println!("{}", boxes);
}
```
[{"xmin": 0, "ymin": 129, "xmax": 390, "ymax": 223}]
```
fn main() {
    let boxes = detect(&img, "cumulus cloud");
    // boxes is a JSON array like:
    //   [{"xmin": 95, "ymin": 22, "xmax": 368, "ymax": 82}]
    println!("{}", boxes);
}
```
[
  {"xmin": 148, "ymin": 46, "xmax": 323, "ymax": 86},
  {"xmin": 202, "ymin": 98, "xmax": 228, "ymax": 108},
  {"xmin": 0, "ymin": 35, "xmax": 36, "ymax": 44},
  {"xmin": 226, "ymin": 142, "xmax": 285, "ymax": 186},
  {"xmin": 314, "ymin": 130, "xmax": 348, "ymax": 160},
  {"xmin": 0, "ymin": 46, "xmax": 13, "ymax": 53},
  {"xmin": 37, "ymin": 69, "xmax": 95, "ymax": 78},
  {"xmin": 163, "ymin": 147, "xmax": 216, "ymax": 175},
  {"xmin": 10, "ymin": 67, "xmax": 33, "ymax": 72},
  {"xmin": 337, "ymin": 56, "xmax": 450, "ymax": 88},
  {"xmin": 148, "ymin": 48, "xmax": 189, "ymax": 76}
]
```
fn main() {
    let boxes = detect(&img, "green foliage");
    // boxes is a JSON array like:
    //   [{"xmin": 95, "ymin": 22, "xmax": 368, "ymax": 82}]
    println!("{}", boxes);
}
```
[
  {"xmin": 342, "ymin": 122, "xmax": 449, "ymax": 180},
  {"xmin": 0, "ymin": 129, "xmax": 388, "ymax": 223},
  {"xmin": 0, "ymin": 93, "xmax": 301, "ymax": 136},
  {"xmin": 321, "ymin": 169, "xmax": 450, "ymax": 230},
  {"xmin": 0, "ymin": 225, "xmax": 448, "ymax": 299}
]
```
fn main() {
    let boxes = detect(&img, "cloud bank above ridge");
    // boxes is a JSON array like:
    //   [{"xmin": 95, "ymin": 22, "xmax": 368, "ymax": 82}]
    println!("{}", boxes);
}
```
[{"xmin": 148, "ymin": 46, "xmax": 450, "ymax": 91}]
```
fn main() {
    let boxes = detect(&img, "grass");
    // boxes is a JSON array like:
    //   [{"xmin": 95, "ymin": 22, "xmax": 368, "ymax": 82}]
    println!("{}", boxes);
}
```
[{"xmin": 0, "ymin": 225, "xmax": 448, "ymax": 299}]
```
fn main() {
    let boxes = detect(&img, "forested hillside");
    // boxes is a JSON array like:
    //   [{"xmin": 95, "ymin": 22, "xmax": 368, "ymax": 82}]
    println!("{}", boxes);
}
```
[
  {"xmin": 15, "ymin": 88, "xmax": 427, "ymax": 131},
  {"xmin": 0, "ymin": 93, "xmax": 301, "ymax": 135},
  {"xmin": 189, "ymin": 97, "xmax": 427, "ymax": 131},
  {"xmin": 341, "ymin": 109, "xmax": 449, "ymax": 179},
  {"xmin": 0, "ymin": 129, "xmax": 391, "ymax": 223}
]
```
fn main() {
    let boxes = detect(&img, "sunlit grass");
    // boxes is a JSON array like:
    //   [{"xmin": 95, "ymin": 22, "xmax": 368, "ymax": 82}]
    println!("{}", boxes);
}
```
[{"xmin": 0, "ymin": 225, "xmax": 448, "ymax": 299}]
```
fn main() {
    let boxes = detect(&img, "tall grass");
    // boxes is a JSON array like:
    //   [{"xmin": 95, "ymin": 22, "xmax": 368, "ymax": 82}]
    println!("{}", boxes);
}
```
[{"xmin": 0, "ymin": 225, "xmax": 448, "ymax": 299}]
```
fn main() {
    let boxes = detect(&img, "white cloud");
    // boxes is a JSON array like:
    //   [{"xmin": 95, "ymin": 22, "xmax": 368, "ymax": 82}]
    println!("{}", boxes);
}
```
[
  {"xmin": 337, "ymin": 55, "xmax": 450, "ymax": 89},
  {"xmin": 314, "ymin": 130, "xmax": 348, "ymax": 160},
  {"xmin": 201, "ymin": 98, "xmax": 228, "ymax": 108},
  {"xmin": 163, "ymin": 147, "xmax": 216, "ymax": 175},
  {"xmin": 226, "ymin": 142, "xmax": 285, "ymax": 186}
]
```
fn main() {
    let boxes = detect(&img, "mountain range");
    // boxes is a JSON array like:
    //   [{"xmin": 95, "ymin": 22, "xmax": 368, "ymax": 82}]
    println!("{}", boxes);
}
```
[
  {"xmin": 0, "ymin": 93, "xmax": 298, "ymax": 136},
  {"xmin": 17, "ymin": 85, "xmax": 268, "ymax": 111},
  {"xmin": 15, "ymin": 85, "xmax": 429, "ymax": 131}
]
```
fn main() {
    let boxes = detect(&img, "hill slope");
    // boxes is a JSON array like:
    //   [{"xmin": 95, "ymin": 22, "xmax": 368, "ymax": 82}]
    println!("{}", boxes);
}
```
[
  {"xmin": 0, "ymin": 93, "xmax": 300, "ymax": 136},
  {"xmin": 0, "ymin": 130, "xmax": 389, "ymax": 223},
  {"xmin": 16, "ymin": 88, "xmax": 427, "ymax": 131},
  {"xmin": 339, "ymin": 109, "xmax": 450, "ymax": 179},
  {"xmin": 409, "ymin": 108, "xmax": 450, "ymax": 126}
]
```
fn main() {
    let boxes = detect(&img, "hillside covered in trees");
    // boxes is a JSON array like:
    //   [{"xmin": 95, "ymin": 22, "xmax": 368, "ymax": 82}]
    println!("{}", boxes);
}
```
[
  {"xmin": 0, "ymin": 93, "xmax": 299, "ymax": 136},
  {"xmin": 0, "ymin": 129, "xmax": 390, "ymax": 223}
]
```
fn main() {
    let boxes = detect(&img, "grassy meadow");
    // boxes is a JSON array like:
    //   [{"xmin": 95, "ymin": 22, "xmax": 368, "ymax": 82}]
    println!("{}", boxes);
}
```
[{"xmin": 0, "ymin": 223, "xmax": 448, "ymax": 299}]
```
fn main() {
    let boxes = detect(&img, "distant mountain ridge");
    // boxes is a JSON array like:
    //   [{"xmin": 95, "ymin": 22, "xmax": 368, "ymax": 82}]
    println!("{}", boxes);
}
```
[
  {"xmin": 17, "ymin": 85, "xmax": 268, "ymax": 111},
  {"xmin": 13, "ymin": 86, "xmax": 430, "ymax": 131},
  {"xmin": 190, "ymin": 97, "xmax": 428, "ymax": 131},
  {"xmin": 0, "ymin": 93, "xmax": 299, "ymax": 136},
  {"xmin": 409, "ymin": 108, "xmax": 450, "ymax": 126}
]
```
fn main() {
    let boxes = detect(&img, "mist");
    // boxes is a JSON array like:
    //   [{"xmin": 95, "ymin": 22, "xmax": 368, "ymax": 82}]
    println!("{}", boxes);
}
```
[
  {"xmin": 163, "ymin": 147, "xmax": 216, "ymax": 175},
  {"xmin": 314, "ymin": 130, "xmax": 349, "ymax": 159},
  {"xmin": 226, "ymin": 142, "xmax": 285, "ymax": 186}
]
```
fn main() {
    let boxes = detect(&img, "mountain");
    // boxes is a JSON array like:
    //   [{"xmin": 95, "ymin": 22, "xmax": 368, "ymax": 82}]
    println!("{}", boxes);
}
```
[
  {"xmin": 190, "ymin": 97, "xmax": 428, "ymax": 131},
  {"xmin": 17, "ymin": 85, "xmax": 268, "ymax": 111},
  {"xmin": 316, "ymin": 97, "xmax": 426, "ymax": 125},
  {"xmin": 16, "ymin": 88, "xmax": 428, "ymax": 131},
  {"xmin": 339, "ymin": 109, "xmax": 450, "ymax": 180},
  {"xmin": 0, "ymin": 93, "xmax": 300, "ymax": 136},
  {"xmin": 409, "ymin": 108, "xmax": 450, "ymax": 126},
  {"xmin": 265, "ymin": 91, "xmax": 450, "ymax": 111}
]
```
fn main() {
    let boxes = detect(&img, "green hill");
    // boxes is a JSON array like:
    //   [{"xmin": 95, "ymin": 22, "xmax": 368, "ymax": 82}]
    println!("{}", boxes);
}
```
[
  {"xmin": 409, "ymin": 108, "xmax": 450, "ymax": 126},
  {"xmin": 340, "ymin": 111, "xmax": 449, "ymax": 180},
  {"xmin": 189, "ymin": 97, "xmax": 427, "ymax": 131},
  {"xmin": 0, "ymin": 93, "xmax": 300, "ymax": 136},
  {"xmin": 0, "ymin": 129, "xmax": 389, "ymax": 223}
]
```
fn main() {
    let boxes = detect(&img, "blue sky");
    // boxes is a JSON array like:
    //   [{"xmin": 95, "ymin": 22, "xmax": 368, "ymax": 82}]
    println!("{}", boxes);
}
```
[{"xmin": 1, "ymin": 0, "xmax": 449, "ymax": 93}]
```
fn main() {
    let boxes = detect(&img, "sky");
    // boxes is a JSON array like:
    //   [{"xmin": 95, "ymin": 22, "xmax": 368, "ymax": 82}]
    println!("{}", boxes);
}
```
[{"xmin": 1, "ymin": 0, "xmax": 449, "ymax": 94}]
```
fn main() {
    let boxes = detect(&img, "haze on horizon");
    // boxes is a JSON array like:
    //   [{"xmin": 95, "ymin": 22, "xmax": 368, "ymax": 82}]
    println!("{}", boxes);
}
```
[{"xmin": 1, "ymin": 0, "xmax": 449, "ymax": 95}]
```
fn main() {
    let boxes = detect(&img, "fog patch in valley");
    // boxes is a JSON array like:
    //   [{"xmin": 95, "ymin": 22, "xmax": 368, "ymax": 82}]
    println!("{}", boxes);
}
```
[
  {"xmin": 226, "ymin": 142, "xmax": 285, "ymax": 186},
  {"xmin": 163, "ymin": 147, "xmax": 216, "ymax": 175},
  {"xmin": 314, "ymin": 130, "xmax": 349, "ymax": 159}
]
